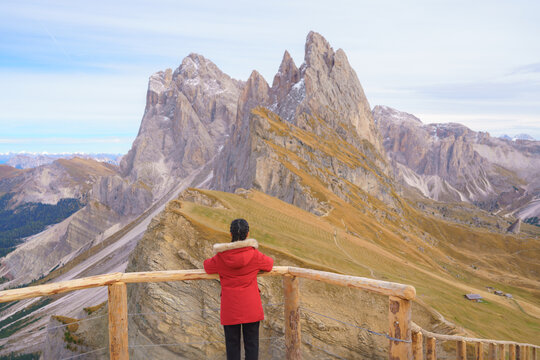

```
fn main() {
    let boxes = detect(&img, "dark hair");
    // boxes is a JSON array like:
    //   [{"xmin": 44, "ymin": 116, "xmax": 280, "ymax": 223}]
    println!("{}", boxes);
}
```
[{"xmin": 230, "ymin": 219, "xmax": 249, "ymax": 242}]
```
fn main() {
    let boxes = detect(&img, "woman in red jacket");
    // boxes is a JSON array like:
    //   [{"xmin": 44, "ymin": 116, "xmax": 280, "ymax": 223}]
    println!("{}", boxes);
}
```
[{"xmin": 204, "ymin": 219, "xmax": 274, "ymax": 360}]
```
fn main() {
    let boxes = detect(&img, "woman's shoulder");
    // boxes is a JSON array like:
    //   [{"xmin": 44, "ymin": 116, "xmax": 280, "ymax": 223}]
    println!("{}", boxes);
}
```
[{"xmin": 212, "ymin": 238, "xmax": 258, "ymax": 254}]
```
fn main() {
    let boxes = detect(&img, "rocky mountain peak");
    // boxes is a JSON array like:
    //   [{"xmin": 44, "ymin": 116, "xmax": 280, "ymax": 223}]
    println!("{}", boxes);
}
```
[
  {"xmin": 176, "ymin": 53, "xmax": 230, "ymax": 85},
  {"xmin": 373, "ymin": 105, "xmax": 423, "ymax": 126},
  {"xmin": 212, "ymin": 31, "xmax": 391, "ymax": 204},
  {"xmin": 241, "ymin": 70, "xmax": 270, "ymax": 109},
  {"xmin": 270, "ymin": 51, "xmax": 300, "ymax": 104},
  {"xmin": 266, "ymin": 32, "xmax": 384, "ymax": 153},
  {"xmin": 273, "ymin": 51, "xmax": 299, "ymax": 84},
  {"xmin": 98, "ymin": 53, "xmax": 244, "ymax": 216},
  {"xmin": 300, "ymin": 32, "xmax": 383, "ymax": 152},
  {"xmin": 304, "ymin": 31, "xmax": 334, "ymax": 70}
]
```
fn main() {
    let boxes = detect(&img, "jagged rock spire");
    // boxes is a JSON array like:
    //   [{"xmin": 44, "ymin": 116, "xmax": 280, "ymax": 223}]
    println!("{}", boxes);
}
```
[
  {"xmin": 266, "ymin": 31, "xmax": 383, "ymax": 153},
  {"xmin": 301, "ymin": 31, "xmax": 383, "ymax": 152},
  {"xmin": 271, "ymin": 50, "xmax": 300, "ymax": 103},
  {"xmin": 211, "ymin": 70, "xmax": 270, "ymax": 192},
  {"xmin": 304, "ymin": 31, "xmax": 335, "ymax": 72}
]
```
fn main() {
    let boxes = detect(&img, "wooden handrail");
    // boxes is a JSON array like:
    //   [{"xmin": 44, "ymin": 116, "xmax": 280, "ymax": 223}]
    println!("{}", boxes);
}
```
[
  {"xmin": 0, "ymin": 266, "xmax": 413, "ymax": 303},
  {"xmin": 0, "ymin": 267, "xmax": 288, "ymax": 303},
  {"xmin": 288, "ymin": 266, "xmax": 416, "ymax": 300},
  {"xmin": 0, "ymin": 266, "xmax": 416, "ymax": 359},
  {"xmin": 411, "ymin": 323, "xmax": 540, "ymax": 349},
  {"xmin": 0, "ymin": 272, "xmax": 122, "ymax": 303}
]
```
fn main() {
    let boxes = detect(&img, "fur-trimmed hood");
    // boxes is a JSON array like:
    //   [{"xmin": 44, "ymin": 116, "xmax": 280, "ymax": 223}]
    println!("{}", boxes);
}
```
[{"xmin": 213, "ymin": 238, "xmax": 258, "ymax": 255}]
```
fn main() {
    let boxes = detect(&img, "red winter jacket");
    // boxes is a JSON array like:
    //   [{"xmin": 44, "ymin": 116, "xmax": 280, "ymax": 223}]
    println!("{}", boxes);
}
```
[{"xmin": 203, "ymin": 239, "xmax": 274, "ymax": 325}]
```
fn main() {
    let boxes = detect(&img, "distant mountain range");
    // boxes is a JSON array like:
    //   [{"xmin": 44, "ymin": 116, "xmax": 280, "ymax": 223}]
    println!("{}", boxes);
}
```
[
  {"xmin": 0, "ymin": 152, "xmax": 122, "ymax": 169},
  {"xmin": 499, "ymin": 133, "xmax": 536, "ymax": 141}
]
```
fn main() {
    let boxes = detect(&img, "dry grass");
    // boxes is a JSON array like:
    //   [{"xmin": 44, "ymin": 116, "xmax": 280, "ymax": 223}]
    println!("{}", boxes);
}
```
[
  {"xmin": 0, "ymin": 165, "xmax": 25, "ymax": 181},
  {"xmin": 174, "ymin": 187, "xmax": 540, "ymax": 344},
  {"xmin": 56, "ymin": 157, "xmax": 118, "ymax": 181},
  {"xmin": 53, "ymin": 315, "xmax": 79, "ymax": 332}
]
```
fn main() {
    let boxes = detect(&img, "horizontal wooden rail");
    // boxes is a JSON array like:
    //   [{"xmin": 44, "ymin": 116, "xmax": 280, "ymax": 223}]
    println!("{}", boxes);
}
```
[
  {"xmin": 119, "ymin": 266, "xmax": 289, "ymax": 283},
  {"xmin": 0, "ymin": 267, "xmax": 289, "ymax": 303},
  {"xmin": 411, "ymin": 323, "xmax": 540, "ymax": 349},
  {"xmin": 0, "ymin": 273, "xmax": 122, "ymax": 303},
  {"xmin": 0, "ymin": 266, "xmax": 414, "ymax": 303},
  {"xmin": 288, "ymin": 266, "xmax": 416, "ymax": 300}
]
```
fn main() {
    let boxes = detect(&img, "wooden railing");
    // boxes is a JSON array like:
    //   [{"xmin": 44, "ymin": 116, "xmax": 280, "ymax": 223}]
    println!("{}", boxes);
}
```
[
  {"xmin": 0, "ymin": 266, "xmax": 536, "ymax": 359},
  {"xmin": 410, "ymin": 323, "xmax": 539, "ymax": 360}
]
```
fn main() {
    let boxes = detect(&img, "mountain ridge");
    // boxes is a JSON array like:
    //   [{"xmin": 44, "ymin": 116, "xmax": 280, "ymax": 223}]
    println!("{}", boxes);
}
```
[{"xmin": 374, "ymin": 105, "xmax": 540, "ymax": 223}]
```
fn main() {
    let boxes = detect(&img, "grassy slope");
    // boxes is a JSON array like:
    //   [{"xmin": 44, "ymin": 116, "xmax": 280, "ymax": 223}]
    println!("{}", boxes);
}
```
[
  {"xmin": 177, "ymin": 188, "xmax": 540, "ymax": 345},
  {"xmin": 172, "ymin": 108, "xmax": 540, "ymax": 344},
  {"xmin": 0, "ymin": 165, "xmax": 24, "ymax": 181},
  {"xmin": 56, "ymin": 157, "xmax": 118, "ymax": 183}
]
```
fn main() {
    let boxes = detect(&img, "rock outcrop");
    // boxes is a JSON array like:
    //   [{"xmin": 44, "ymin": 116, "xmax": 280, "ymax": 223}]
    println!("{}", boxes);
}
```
[{"xmin": 507, "ymin": 219, "xmax": 521, "ymax": 234}]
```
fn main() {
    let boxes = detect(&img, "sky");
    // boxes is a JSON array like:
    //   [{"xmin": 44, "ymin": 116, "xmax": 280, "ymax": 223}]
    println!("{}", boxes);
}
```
[{"xmin": 1, "ymin": 0, "xmax": 539, "ymax": 154}]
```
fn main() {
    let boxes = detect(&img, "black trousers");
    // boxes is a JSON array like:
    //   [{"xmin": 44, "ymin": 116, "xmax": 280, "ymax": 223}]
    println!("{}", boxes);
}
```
[{"xmin": 223, "ymin": 321, "xmax": 260, "ymax": 360}]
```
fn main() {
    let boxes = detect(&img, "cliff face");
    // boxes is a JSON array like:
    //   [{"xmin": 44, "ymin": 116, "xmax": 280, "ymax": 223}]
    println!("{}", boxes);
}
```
[
  {"xmin": 101, "ymin": 54, "xmax": 244, "ymax": 214},
  {"xmin": 374, "ymin": 105, "xmax": 540, "ymax": 217},
  {"xmin": 212, "ymin": 32, "xmax": 393, "ymax": 213}
]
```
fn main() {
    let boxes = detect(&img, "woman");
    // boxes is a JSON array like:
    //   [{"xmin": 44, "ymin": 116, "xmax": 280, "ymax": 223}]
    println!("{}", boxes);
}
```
[{"xmin": 203, "ymin": 218, "xmax": 274, "ymax": 360}]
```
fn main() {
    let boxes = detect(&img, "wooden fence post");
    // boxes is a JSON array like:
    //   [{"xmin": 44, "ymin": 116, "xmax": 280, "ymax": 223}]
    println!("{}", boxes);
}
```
[
  {"xmin": 426, "ymin": 337, "xmax": 436, "ymax": 360},
  {"xmin": 517, "ymin": 345, "xmax": 521, "ymax": 360},
  {"xmin": 284, "ymin": 275, "xmax": 301, "ymax": 360},
  {"xmin": 488, "ymin": 343, "xmax": 496, "ymax": 360},
  {"xmin": 457, "ymin": 340, "xmax": 466, "ymax": 360},
  {"xmin": 510, "ymin": 344, "xmax": 516, "ymax": 360},
  {"xmin": 412, "ymin": 331, "xmax": 423, "ymax": 360},
  {"xmin": 476, "ymin": 342, "xmax": 484, "ymax": 360},
  {"xmin": 532, "ymin": 347, "xmax": 536, "ymax": 360},
  {"xmin": 389, "ymin": 296, "xmax": 412, "ymax": 360},
  {"xmin": 108, "ymin": 282, "xmax": 129, "ymax": 360},
  {"xmin": 497, "ymin": 344, "xmax": 504, "ymax": 360}
]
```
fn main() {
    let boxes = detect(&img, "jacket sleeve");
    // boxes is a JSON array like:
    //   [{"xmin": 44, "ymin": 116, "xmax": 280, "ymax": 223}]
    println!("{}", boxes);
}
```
[
  {"xmin": 203, "ymin": 256, "xmax": 219, "ymax": 274},
  {"xmin": 258, "ymin": 251, "xmax": 274, "ymax": 272}
]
